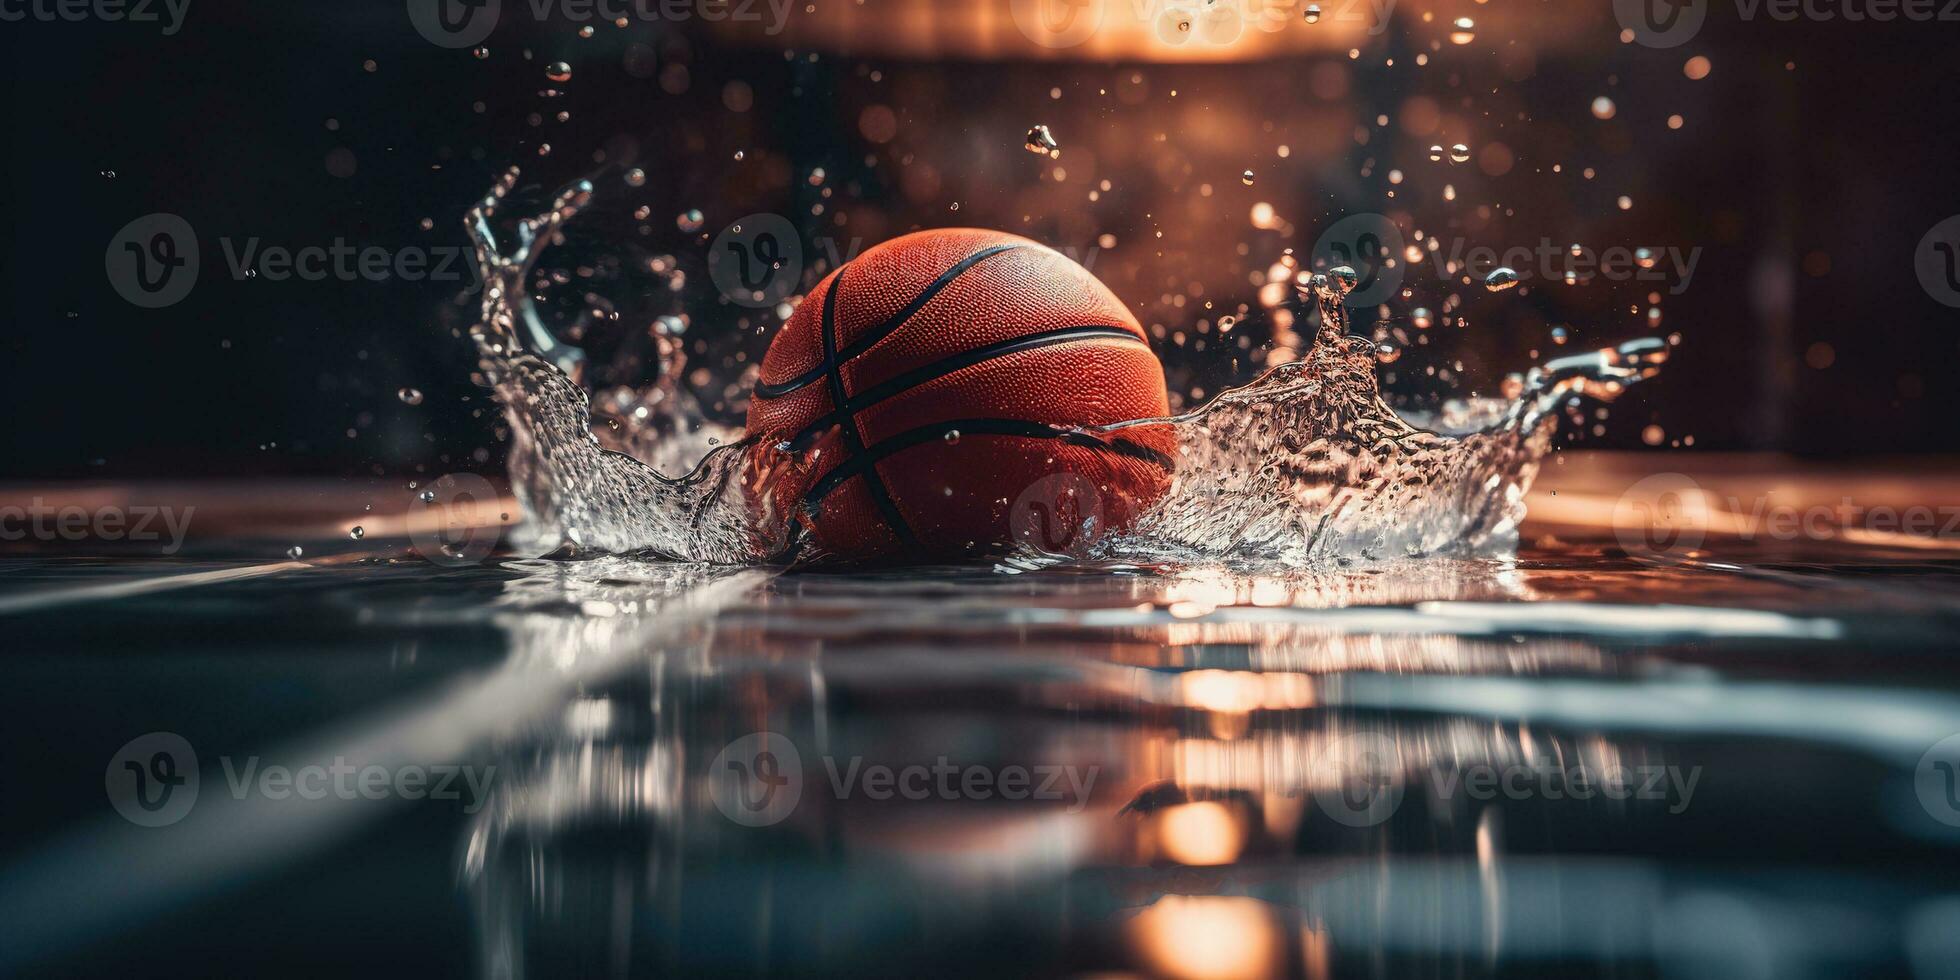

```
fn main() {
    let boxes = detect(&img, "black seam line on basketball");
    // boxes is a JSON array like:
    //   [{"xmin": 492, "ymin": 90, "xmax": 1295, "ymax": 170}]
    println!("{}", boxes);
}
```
[
  {"xmin": 818, "ymin": 267, "xmax": 920, "ymax": 547},
  {"xmin": 804, "ymin": 418, "xmax": 1176, "ymax": 509},
  {"xmin": 783, "ymin": 325, "xmax": 1147, "ymax": 451},
  {"xmin": 751, "ymin": 243, "xmax": 1025, "ymax": 399}
]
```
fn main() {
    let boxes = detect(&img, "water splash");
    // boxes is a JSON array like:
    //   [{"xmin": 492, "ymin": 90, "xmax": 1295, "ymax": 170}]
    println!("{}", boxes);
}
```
[{"xmin": 462, "ymin": 172, "xmax": 1664, "ymax": 568}]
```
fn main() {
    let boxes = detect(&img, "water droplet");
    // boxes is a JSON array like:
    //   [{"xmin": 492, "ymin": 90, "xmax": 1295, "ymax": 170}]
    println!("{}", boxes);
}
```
[
  {"xmin": 1449, "ymin": 16, "xmax": 1476, "ymax": 44},
  {"xmin": 545, "ymin": 62, "xmax": 572, "ymax": 82},
  {"xmin": 624, "ymin": 168, "xmax": 646, "ymax": 187},
  {"xmin": 677, "ymin": 209, "xmax": 704, "ymax": 232},
  {"xmin": 286, "ymin": 545, "xmax": 304, "ymax": 560},
  {"xmin": 1327, "ymin": 265, "xmax": 1359, "ymax": 295},
  {"xmin": 1484, "ymin": 267, "xmax": 1520, "ymax": 292},
  {"xmin": 1428, "ymin": 145, "xmax": 1445, "ymax": 162},
  {"xmin": 472, "ymin": 46, "xmax": 489, "ymax": 59},
  {"xmin": 1375, "ymin": 342, "xmax": 1401, "ymax": 363},
  {"xmin": 1591, "ymin": 96, "xmax": 1617, "ymax": 120},
  {"xmin": 578, "ymin": 25, "xmax": 594, "ymax": 38},
  {"xmin": 1303, "ymin": 3, "xmax": 1322, "ymax": 22},
  {"xmin": 1449, "ymin": 143, "xmax": 1471, "ymax": 163},
  {"xmin": 1241, "ymin": 169, "xmax": 1256, "ymax": 185},
  {"xmin": 1550, "ymin": 326, "xmax": 1570, "ymax": 345},
  {"xmin": 419, "ymin": 489, "xmax": 437, "ymax": 503},
  {"xmin": 1411, "ymin": 307, "xmax": 1434, "ymax": 329},
  {"xmin": 1024, "ymin": 123, "xmax": 1060, "ymax": 157},
  {"xmin": 397, "ymin": 387, "xmax": 424, "ymax": 405},
  {"xmin": 349, "ymin": 526, "xmax": 365, "ymax": 540},
  {"xmin": 943, "ymin": 429, "xmax": 962, "ymax": 445},
  {"xmin": 1634, "ymin": 247, "xmax": 1657, "ymax": 269}
]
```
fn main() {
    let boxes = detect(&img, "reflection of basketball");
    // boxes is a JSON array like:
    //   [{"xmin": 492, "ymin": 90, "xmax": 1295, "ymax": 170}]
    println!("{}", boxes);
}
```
[{"xmin": 748, "ymin": 229, "xmax": 1174, "ymax": 562}]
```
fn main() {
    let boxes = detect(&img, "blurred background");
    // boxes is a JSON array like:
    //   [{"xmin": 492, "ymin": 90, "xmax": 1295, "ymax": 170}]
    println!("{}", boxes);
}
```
[{"xmin": 3, "ymin": 0, "xmax": 1958, "ymax": 485}]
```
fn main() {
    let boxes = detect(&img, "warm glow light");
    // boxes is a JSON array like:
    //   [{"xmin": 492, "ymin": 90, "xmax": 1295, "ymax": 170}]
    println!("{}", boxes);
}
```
[
  {"xmin": 1158, "ymin": 801, "xmax": 1244, "ymax": 865},
  {"xmin": 1130, "ymin": 895, "xmax": 1280, "ymax": 980}
]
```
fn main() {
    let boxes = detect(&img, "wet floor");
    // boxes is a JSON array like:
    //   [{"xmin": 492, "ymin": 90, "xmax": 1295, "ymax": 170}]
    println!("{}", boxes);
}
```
[{"xmin": 4, "ymin": 453, "xmax": 1960, "ymax": 978}]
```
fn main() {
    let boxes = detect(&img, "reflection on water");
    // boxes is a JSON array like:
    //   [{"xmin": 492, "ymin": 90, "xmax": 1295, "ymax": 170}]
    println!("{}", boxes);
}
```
[{"xmin": 460, "ymin": 551, "xmax": 1960, "ymax": 978}]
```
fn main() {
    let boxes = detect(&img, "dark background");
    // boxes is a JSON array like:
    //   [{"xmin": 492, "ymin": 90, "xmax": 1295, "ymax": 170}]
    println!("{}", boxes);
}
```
[{"xmin": 3, "ymin": 0, "xmax": 1958, "ymax": 483}]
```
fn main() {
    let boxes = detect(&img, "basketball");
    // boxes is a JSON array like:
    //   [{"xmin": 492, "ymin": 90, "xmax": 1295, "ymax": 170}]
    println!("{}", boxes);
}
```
[{"xmin": 748, "ymin": 229, "xmax": 1174, "ymax": 562}]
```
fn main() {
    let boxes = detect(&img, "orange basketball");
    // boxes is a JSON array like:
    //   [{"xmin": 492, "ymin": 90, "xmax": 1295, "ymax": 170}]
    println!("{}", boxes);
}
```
[{"xmin": 748, "ymin": 228, "xmax": 1174, "ymax": 562}]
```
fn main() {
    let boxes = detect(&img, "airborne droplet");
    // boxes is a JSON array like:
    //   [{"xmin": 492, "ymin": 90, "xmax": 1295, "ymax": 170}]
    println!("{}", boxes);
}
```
[
  {"xmin": 398, "ymin": 387, "xmax": 424, "ymax": 405},
  {"xmin": 1449, "ymin": 16, "xmax": 1476, "ymax": 44},
  {"xmin": 677, "ymin": 209, "xmax": 705, "ymax": 232},
  {"xmin": 1241, "ymin": 169, "xmax": 1255, "ymax": 186},
  {"xmin": 349, "ymin": 526, "xmax": 365, "ymax": 540},
  {"xmin": 1428, "ymin": 145, "xmax": 1445, "ymax": 162},
  {"xmin": 1303, "ymin": 3, "xmax": 1322, "ymax": 23},
  {"xmin": 545, "ymin": 62, "xmax": 572, "ymax": 83},
  {"xmin": 1484, "ymin": 267, "xmax": 1521, "ymax": 292},
  {"xmin": 286, "ymin": 545, "xmax": 304, "ymax": 560},
  {"xmin": 1024, "ymin": 124, "xmax": 1060, "ymax": 158},
  {"xmin": 1411, "ymin": 307, "xmax": 1434, "ymax": 329},
  {"xmin": 624, "ymin": 168, "xmax": 647, "ymax": 187},
  {"xmin": 1449, "ymin": 143, "xmax": 1471, "ymax": 163},
  {"xmin": 419, "ymin": 489, "xmax": 437, "ymax": 503},
  {"xmin": 944, "ymin": 429, "xmax": 962, "ymax": 445}
]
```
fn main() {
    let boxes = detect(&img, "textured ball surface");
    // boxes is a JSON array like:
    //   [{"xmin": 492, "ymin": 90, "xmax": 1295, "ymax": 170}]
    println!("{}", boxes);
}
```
[{"xmin": 748, "ymin": 228, "xmax": 1174, "ymax": 562}]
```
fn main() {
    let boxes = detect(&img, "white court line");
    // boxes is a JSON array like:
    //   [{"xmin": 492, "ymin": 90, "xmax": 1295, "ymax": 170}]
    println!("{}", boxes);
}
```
[
  {"xmin": 0, "ymin": 565, "xmax": 773, "ymax": 971},
  {"xmin": 0, "ymin": 561, "xmax": 310, "ymax": 616}
]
